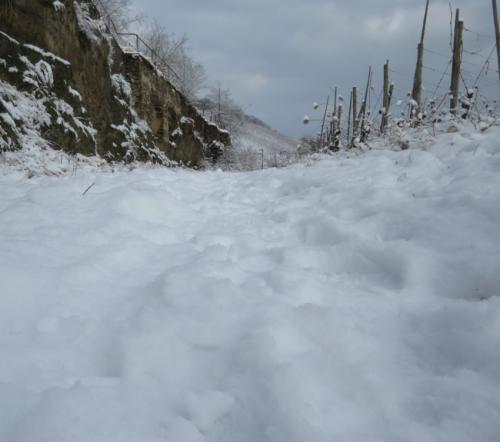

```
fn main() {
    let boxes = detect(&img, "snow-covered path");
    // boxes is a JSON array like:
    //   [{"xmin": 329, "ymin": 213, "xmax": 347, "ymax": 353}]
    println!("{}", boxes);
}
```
[{"xmin": 1, "ymin": 129, "xmax": 500, "ymax": 442}]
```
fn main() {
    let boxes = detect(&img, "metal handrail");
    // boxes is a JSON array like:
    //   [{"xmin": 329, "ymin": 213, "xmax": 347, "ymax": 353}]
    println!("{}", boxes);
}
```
[
  {"xmin": 117, "ymin": 32, "xmax": 183, "ymax": 87},
  {"xmin": 91, "ymin": 0, "xmax": 184, "ymax": 90}
]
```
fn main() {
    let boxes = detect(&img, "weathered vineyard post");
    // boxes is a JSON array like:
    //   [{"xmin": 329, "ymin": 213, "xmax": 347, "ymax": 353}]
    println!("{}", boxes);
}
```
[
  {"xmin": 330, "ymin": 87, "xmax": 338, "ymax": 145},
  {"xmin": 388, "ymin": 83, "xmax": 394, "ymax": 118},
  {"xmin": 450, "ymin": 9, "xmax": 464, "ymax": 114},
  {"xmin": 492, "ymin": 0, "xmax": 500, "ymax": 80},
  {"xmin": 351, "ymin": 87, "xmax": 358, "ymax": 147},
  {"xmin": 217, "ymin": 87, "xmax": 222, "ymax": 126},
  {"xmin": 411, "ymin": 0, "xmax": 430, "ymax": 116},
  {"xmin": 380, "ymin": 61, "xmax": 390, "ymax": 133},
  {"xmin": 319, "ymin": 95, "xmax": 330, "ymax": 149},
  {"xmin": 347, "ymin": 90, "xmax": 353, "ymax": 147},
  {"xmin": 359, "ymin": 66, "xmax": 372, "ymax": 142},
  {"xmin": 336, "ymin": 103, "xmax": 343, "ymax": 148}
]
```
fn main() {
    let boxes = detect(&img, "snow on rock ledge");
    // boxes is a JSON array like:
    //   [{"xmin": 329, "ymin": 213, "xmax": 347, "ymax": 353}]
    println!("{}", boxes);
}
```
[{"xmin": 0, "ymin": 33, "xmax": 96, "ymax": 154}]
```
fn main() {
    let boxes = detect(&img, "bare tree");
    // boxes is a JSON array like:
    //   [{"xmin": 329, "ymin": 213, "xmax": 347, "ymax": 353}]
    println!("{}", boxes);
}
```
[
  {"xmin": 181, "ymin": 61, "xmax": 206, "ymax": 101},
  {"xmin": 144, "ymin": 22, "xmax": 206, "ymax": 99},
  {"xmin": 204, "ymin": 85, "xmax": 244, "ymax": 132},
  {"xmin": 97, "ymin": 2, "xmax": 209, "ymax": 101},
  {"xmin": 97, "ymin": 0, "xmax": 143, "ymax": 33}
]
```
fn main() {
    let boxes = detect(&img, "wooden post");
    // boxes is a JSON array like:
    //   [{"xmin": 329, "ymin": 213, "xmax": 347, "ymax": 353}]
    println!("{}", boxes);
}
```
[
  {"xmin": 450, "ymin": 9, "xmax": 464, "ymax": 114},
  {"xmin": 380, "ymin": 61, "xmax": 390, "ymax": 133},
  {"xmin": 386, "ymin": 82, "xmax": 395, "ymax": 128},
  {"xmin": 330, "ymin": 87, "xmax": 338, "ymax": 146},
  {"xmin": 493, "ymin": 0, "xmax": 500, "ymax": 80},
  {"xmin": 319, "ymin": 95, "xmax": 330, "ymax": 148},
  {"xmin": 388, "ymin": 83, "xmax": 394, "ymax": 113},
  {"xmin": 412, "ymin": 42, "xmax": 424, "ymax": 108},
  {"xmin": 218, "ymin": 87, "xmax": 222, "ymax": 126},
  {"xmin": 336, "ymin": 104, "xmax": 343, "ymax": 148},
  {"xmin": 347, "ymin": 90, "xmax": 353, "ymax": 148},
  {"xmin": 352, "ymin": 87, "xmax": 358, "ymax": 146},
  {"xmin": 359, "ymin": 66, "xmax": 372, "ymax": 142},
  {"xmin": 411, "ymin": 0, "xmax": 430, "ymax": 112}
]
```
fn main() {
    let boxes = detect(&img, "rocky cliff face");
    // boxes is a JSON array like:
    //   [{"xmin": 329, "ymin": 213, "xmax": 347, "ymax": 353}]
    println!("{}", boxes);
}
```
[{"xmin": 0, "ymin": 0, "xmax": 230, "ymax": 167}]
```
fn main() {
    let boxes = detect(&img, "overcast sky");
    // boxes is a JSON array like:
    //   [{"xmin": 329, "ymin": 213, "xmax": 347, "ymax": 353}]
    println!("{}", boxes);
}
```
[{"xmin": 131, "ymin": 0, "xmax": 497, "ymax": 137}]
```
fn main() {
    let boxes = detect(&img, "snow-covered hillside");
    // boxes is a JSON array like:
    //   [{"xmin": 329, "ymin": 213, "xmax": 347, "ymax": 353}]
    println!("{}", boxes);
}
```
[
  {"xmin": 233, "ymin": 116, "xmax": 298, "ymax": 154},
  {"xmin": 218, "ymin": 116, "xmax": 300, "ymax": 170},
  {"xmin": 1, "ymin": 126, "xmax": 500, "ymax": 442}
]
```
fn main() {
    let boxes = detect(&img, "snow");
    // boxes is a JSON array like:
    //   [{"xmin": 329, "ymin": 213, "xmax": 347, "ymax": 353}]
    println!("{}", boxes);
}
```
[
  {"xmin": 0, "ymin": 80, "xmax": 52, "ymax": 150},
  {"xmin": 0, "ymin": 146, "xmax": 105, "ymax": 176},
  {"xmin": 23, "ymin": 44, "xmax": 71, "ymax": 66},
  {"xmin": 34, "ymin": 60, "xmax": 54, "ymax": 87},
  {"xmin": 19, "ymin": 57, "xmax": 55, "ymax": 90},
  {"xmin": 1, "ymin": 126, "xmax": 500, "ymax": 441},
  {"xmin": 53, "ymin": 98, "xmax": 97, "ymax": 141},
  {"xmin": 73, "ymin": 1, "xmax": 107, "ymax": 43},
  {"xmin": 180, "ymin": 116, "xmax": 195, "ymax": 125},
  {"xmin": 0, "ymin": 31, "xmax": 20, "ymax": 45},
  {"xmin": 1, "ymin": 47, "xmax": 97, "ymax": 153},
  {"xmin": 111, "ymin": 74, "xmax": 132, "ymax": 99},
  {"xmin": 234, "ymin": 119, "xmax": 298, "ymax": 156},
  {"xmin": 224, "ymin": 118, "xmax": 299, "ymax": 170},
  {"xmin": 172, "ymin": 126, "xmax": 183, "ymax": 137},
  {"xmin": 52, "ymin": 0, "xmax": 65, "ymax": 12},
  {"xmin": 67, "ymin": 86, "xmax": 82, "ymax": 101}
]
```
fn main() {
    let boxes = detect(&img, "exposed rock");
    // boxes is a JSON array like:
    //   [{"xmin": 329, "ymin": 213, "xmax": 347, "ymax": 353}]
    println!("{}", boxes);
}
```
[{"xmin": 0, "ymin": 0, "xmax": 230, "ymax": 166}]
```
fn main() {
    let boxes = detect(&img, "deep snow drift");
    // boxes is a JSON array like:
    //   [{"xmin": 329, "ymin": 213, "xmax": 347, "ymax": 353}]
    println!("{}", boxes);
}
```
[{"xmin": 1, "ymin": 127, "xmax": 500, "ymax": 442}]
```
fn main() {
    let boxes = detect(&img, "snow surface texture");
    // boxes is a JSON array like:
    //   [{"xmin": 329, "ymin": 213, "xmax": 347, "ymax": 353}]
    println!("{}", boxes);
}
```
[{"xmin": 1, "ymin": 127, "xmax": 500, "ymax": 441}]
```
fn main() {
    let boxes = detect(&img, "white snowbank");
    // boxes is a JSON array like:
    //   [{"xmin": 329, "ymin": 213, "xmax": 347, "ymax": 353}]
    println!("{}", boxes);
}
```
[{"xmin": 0, "ymin": 126, "xmax": 499, "ymax": 441}]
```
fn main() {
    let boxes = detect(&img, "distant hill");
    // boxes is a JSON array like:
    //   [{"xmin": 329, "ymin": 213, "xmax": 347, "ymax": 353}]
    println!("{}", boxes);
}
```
[
  {"xmin": 194, "ymin": 97, "xmax": 298, "ymax": 156},
  {"xmin": 234, "ymin": 115, "xmax": 298, "ymax": 155}
]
